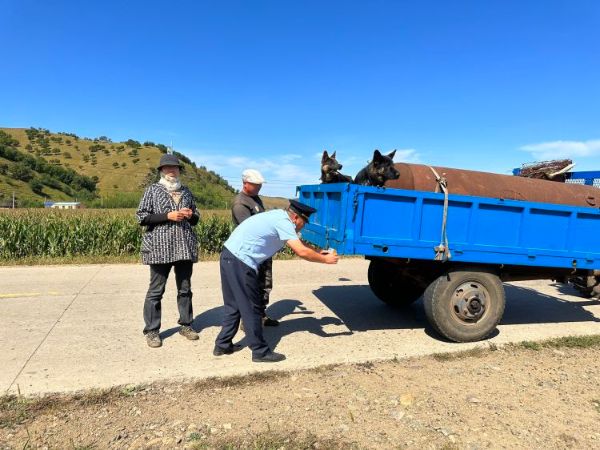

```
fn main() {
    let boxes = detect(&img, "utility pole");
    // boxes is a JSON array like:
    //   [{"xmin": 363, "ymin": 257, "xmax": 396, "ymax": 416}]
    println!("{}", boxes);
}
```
[{"xmin": 12, "ymin": 191, "xmax": 15, "ymax": 209}]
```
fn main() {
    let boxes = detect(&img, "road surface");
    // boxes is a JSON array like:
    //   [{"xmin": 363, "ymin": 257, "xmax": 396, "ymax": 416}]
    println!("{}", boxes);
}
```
[{"xmin": 2, "ymin": 259, "xmax": 599, "ymax": 394}]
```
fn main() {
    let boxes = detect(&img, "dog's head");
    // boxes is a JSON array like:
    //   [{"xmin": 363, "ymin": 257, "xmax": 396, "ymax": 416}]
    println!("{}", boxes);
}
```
[
  {"xmin": 321, "ymin": 150, "xmax": 343, "ymax": 174},
  {"xmin": 368, "ymin": 149, "xmax": 400, "ymax": 185},
  {"xmin": 321, "ymin": 150, "xmax": 344, "ymax": 182}
]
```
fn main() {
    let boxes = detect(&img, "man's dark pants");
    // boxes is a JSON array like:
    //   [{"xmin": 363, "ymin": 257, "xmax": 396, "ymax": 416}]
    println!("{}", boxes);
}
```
[
  {"xmin": 143, "ymin": 260, "xmax": 194, "ymax": 334},
  {"xmin": 258, "ymin": 257, "xmax": 273, "ymax": 315},
  {"xmin": 215, "ymin": 248, "xmax": 270, "ymax": 358}
]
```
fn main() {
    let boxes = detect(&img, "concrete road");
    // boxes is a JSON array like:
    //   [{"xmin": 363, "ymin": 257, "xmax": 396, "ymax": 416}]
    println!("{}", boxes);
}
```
[{"xmin": 2, "ymin": 259, "xmax": 600, "ymax": 395}]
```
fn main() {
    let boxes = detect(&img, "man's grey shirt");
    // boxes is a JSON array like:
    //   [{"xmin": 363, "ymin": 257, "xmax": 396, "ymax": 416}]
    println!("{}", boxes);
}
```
[{"xmin": 231, "ymin": 192, "xmax": 265, "ymax": 226}]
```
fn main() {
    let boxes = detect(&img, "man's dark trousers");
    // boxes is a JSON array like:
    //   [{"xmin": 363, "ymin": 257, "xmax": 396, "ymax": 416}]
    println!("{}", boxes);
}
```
[
  {"xmin": 257, "ymin": 257, "xmax": 273, "ymax": 316},
  {"xmin": 143, "ymin": 260, "xmax": 194, "ymax": 334},
  {"xmin": 215, "ymin": 248, "xmax": 270, "ymax": 358}
]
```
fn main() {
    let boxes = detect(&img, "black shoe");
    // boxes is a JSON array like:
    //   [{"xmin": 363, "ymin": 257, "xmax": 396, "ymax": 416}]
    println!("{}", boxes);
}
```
[
  {"xmin": 262, "ymin": 316, "xmax": 279, "ymax": 327},
  {"xmin": 213, "ymin": 344, "xmax": 242, "ymax": 356},
  {"xmin": 252, "ymin": 352, "xmax": 286, "ymax": 363}
]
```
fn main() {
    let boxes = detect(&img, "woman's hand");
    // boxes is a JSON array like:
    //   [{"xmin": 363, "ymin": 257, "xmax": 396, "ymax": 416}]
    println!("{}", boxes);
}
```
[
  {"xmin": 167, "ymin": 211, "xmax": 186, "ymax": 222},
  {"xmin": 179, "ymin": 208, "xmax": 193, "ymax": 219}
]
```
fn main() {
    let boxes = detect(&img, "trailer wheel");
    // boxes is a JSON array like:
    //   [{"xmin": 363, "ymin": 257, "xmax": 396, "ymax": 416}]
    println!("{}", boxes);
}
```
[
  {"xmin": 367, "ymin": 260, "xmax": 424, "ymax": 306},
  {"xmin": 423, "ymin": 268, "xmax": 505, "ymax": 342}
]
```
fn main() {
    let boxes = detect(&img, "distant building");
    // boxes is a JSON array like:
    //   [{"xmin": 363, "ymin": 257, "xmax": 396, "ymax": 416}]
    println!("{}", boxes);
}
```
[{"xmin": 45, "ymin": 201, "xmax": 81, "ymax": 209}]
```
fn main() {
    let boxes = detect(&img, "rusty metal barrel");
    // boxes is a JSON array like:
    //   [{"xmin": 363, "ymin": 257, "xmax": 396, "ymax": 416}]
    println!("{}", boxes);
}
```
[{"xmin": 385, "ymin": 163, "xmax": 599, "ymax": 208}]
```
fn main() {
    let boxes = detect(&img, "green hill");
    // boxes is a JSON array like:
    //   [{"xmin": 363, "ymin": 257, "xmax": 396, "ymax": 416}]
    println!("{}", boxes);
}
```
[{"xmin": 0, "ymin": 127, "xmax": 236, "ymax": 208}]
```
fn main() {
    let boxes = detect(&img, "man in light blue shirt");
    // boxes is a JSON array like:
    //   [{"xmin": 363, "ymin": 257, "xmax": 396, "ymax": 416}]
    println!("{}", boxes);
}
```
[{"xmin": 214, "ymin": 199, "xmax": 339, "ymax": 363}]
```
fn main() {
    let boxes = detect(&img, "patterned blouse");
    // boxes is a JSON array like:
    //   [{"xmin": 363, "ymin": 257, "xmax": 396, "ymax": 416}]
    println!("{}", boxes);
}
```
[{"xmin": 136, "ymin": 183, "xmax": 200, "ymax": 265}]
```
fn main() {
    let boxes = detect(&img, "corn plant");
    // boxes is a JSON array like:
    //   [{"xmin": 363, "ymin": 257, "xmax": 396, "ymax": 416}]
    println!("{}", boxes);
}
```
[{"xmin": 0, "ymin": 209, "xmax": 235, "ymax": 261}]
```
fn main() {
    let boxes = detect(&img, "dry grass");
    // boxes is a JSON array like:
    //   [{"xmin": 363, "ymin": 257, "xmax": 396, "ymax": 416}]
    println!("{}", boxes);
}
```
[
  {"xmin": 431, "ymin": 342, "xmax": 497, "ymax": 362},
  {"xmin": 188, "ymin": 431, "xmax": 358, "ymax": 449},
  {"xmin": 516, "ymin": 334, "xmax": 600, "ymax": 350}
]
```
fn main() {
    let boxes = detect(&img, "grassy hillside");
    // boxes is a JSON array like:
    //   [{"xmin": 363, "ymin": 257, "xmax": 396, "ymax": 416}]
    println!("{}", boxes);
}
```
[{"xmin": 0, "ymin": 127, "xmax": 236, "ymax": 208}]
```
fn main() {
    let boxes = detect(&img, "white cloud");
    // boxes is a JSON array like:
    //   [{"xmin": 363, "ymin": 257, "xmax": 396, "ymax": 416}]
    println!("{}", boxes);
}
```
[
  {"xmin": 393, "ymin": 148, "xmax": 420, "ymax": 163},
  {"xmin": 281, "ymin": 154, "xmax": 302, "ymax": 163},
  {"xmin": 520, "ymin": 140, "xmax": 600, "ymax": 160}
]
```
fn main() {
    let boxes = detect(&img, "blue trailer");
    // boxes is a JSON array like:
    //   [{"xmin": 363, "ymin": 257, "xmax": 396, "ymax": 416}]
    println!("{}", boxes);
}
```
[{"xmin": 297, "ymin": 183, "xmax": 600, "ymax": 342}]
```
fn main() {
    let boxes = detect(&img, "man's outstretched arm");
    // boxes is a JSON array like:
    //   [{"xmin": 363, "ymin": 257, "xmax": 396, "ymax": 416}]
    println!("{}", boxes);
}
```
[{"xmin": 286, "ymin": 239, "xmax": 339, "ymax": 264}]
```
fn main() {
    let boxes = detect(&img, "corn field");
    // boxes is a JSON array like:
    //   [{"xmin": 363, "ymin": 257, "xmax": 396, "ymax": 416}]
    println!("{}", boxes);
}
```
[{"xmin": 0, "ymin": 209, "xmax": 234, "ymax": 260}]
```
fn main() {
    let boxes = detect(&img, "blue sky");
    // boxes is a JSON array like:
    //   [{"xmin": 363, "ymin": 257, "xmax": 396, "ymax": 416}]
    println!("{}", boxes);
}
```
[{"xmin": 1, "ymin": 0, "xmax": 599, "ymax": 197}]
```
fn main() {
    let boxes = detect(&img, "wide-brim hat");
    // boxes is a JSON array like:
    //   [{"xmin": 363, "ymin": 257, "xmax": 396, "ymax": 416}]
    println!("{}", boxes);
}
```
[
  {"xmin": 288, "ymin": 199, "xmax": 317, "ymax": 222},
  {"xmin": 157, "ymin": 154, "xmax": 183, "ymax": 170}
]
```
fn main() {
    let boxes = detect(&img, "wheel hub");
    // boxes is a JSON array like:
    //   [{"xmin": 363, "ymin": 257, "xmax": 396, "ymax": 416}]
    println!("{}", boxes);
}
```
[{"xmin": 452, "ymin": 282, "xmax": 488, "ymax": 323}]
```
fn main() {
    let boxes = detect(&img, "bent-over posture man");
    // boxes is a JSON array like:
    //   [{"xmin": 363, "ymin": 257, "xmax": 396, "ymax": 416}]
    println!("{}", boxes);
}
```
[
  {"xmin": 136, "ymin": 154, "xmax": 200, "ymax": 348},
  {"xmin": 214, "ymin": 200, "xmax": 339, "ymax": 362},
  {"xmin": 231, "ymin": 169, "xmax": 278, "ymax": 326}
]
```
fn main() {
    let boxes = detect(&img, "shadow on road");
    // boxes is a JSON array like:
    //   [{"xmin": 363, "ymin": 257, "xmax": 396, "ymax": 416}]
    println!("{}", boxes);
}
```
[
  {"xmin": 313, "ymin": 283, "xmax": 600, "ymax": 334},
  {"xmin": 160, "ymin": 306, "xmax": 225, "ymax": 341},
  {"xmin": 312, "ymin": 285, "xmax": 427, "ymax": 332},
  {"xmin": 501, "ymin": 284, "xmax": 600, "ymax": 325},
  {"xmin": 262, "ymin": 299, "xmax": 353, "ymax": 349},
  {"xmin": 161, "ymin": 282, "xmax": 599, "ymax": 343}
]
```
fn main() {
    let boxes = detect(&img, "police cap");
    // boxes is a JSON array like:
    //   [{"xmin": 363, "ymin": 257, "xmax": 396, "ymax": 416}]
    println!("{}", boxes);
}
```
[{"xmin": 288, "ymin": 199, "xmax": 317, "ymax": 222}]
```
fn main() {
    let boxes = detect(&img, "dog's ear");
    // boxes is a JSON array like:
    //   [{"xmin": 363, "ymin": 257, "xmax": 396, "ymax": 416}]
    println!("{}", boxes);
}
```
[
  {"xmin": 373, "ymin": 149, "xmax": 383, "ymax": 161},
  {"xmin": 322, "ymin": 150, "xmax": 329, "ymax": 162},
  {"xmin": 387, "ymin": 150, "xmax": 396, "ymax": 160},
  {"xmin": 331, "ymin": 151, "xmax": 336, "ymax": 159}
]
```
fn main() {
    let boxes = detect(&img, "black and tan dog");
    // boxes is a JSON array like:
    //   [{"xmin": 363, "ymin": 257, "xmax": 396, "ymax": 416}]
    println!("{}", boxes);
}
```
[
  {"xmin": 354, "ymin": 149, "xmax": 400, "ymax": 187},
  {"xmin": 320, "ymin": 150, "xmax": 353, "ymax": 183}
]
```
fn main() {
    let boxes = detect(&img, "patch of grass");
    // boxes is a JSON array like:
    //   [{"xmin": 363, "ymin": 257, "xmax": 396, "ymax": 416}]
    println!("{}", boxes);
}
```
[
  {"xmin": 519, "ymin": 341, "xmax": 542, "ymax": 351},
  {"xmin": 0, "ymin": 384, "xmax": 150, "ymax": 430},
  {"xmin": 355, "ymin": 361, "xmax": 376, "ymax": 371},
  {"xmin": 432, "ymin": 346, "xmax": 488, "ymax": 362},
  {"xmin": 188, "ymin": 432, "xmax": 203, "ymax": 441},
  {"xmin": 517, "ymin": 334, "xmax": 600, "ymax": 351},
  {"xmin": 120, "ymin": 384, "xmax": 146, "ymax": 397},
  {"xmin": 72, "ymin": 387, "xmax": 118, "ymax": 406},
  {"xmin": 439, "ymin": 443, "xmax": 460, "ymax": 450},
  {"xmin": 542, "ymin": 335, "xmax": 600, "ymax": 349},
  {"xmin": 189, "ymin": 431, "xmax": 357, "ymax": 450},
  {"xmin": 592, "ymin": 400, "xmax": 600, "ymax": 414},
  {"xmin": 0, "ymin": 395, "xmax": 30, "ymax": 428},
  {"xmin": 0, "ymin": 391, "xmax": 66, "ymax": 429},
  {"xmin": 71, "ymin": 443, "xmax": 97, "ymax": 450},
  {"xmin": 0, "ymin": 254, "xmax": 139, "ymax": 266},
  {"xmin": 192, "ymin": 370, "xmax": 288, "ymax": 392}
]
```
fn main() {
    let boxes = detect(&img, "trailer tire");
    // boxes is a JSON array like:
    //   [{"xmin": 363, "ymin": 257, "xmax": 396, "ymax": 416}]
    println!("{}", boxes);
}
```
[
  {"xmin": 423, "ymin": 268, "xmax": 505, "ymax": 342},
  {"xmin": 367, "ymin": 260, "xmax": 423, "ymax": 307}
]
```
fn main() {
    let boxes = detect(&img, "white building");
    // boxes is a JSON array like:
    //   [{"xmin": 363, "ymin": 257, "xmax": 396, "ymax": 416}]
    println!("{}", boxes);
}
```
[{"xmin": 46, "ymin": 201, "xmax": 81, "ymax": 209}]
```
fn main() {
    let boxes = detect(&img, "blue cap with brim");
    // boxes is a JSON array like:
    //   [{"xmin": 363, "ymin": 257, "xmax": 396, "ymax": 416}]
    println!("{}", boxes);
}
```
[{"xmin": 289, "ymin": 199, "xmax": 317, "ymax": 221}]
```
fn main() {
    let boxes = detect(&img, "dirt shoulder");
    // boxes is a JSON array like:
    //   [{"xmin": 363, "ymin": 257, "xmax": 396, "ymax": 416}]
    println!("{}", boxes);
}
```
[{"xmin": 3, "ymin": 338, "xmax": 600, "ymax": 450}]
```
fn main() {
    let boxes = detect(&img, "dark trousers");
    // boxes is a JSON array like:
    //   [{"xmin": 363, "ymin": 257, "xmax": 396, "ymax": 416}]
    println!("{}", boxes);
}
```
[
  {"xmin": 143, "ymin": 260, "xmax": 193, "ymax": 334},
  {"xmin": 258, "ymin": 257, "xmax": 273, "ymax": 316},
  {"xmin": 215, "ymin": 248, "xmax": 270, "ymax": 358}
]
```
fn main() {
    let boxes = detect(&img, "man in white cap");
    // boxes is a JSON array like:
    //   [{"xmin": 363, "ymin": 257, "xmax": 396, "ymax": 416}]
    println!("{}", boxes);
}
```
[{"xmin": 231, "ymin": 169, "xmax": 278, "ymax": 327}]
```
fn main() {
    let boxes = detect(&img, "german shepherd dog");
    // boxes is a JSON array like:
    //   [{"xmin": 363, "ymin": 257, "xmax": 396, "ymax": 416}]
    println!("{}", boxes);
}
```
[
  {"xmin": 354, "ymin": 150, "xmax": 400, "ymax": 186},
  {"xmin": 320, "ymin": 150, "xmax": 354, "ymax": 183}
]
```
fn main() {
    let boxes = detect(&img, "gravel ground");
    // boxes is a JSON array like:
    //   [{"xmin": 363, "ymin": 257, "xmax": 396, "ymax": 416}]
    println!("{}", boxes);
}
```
[{"xmin": 2, "ymin": 341, "xmax": 600, "ymax": 450}]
